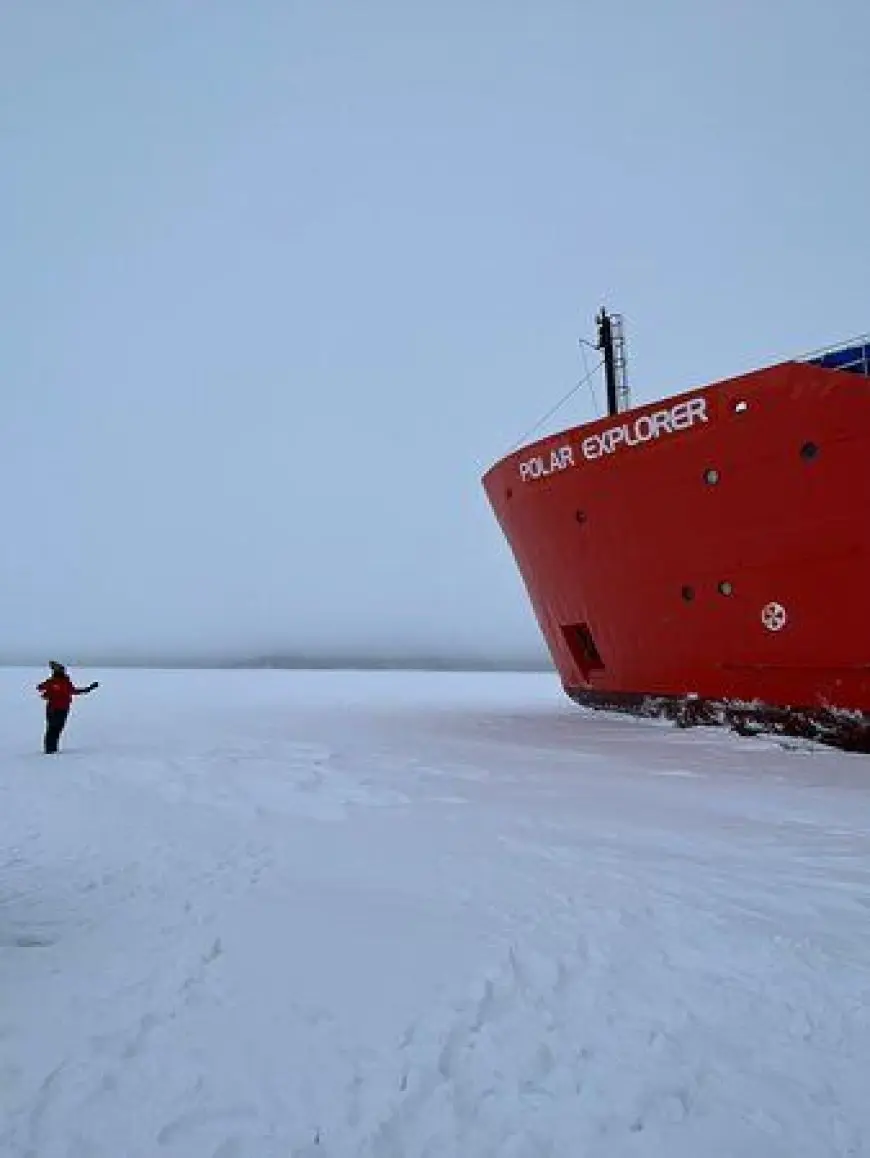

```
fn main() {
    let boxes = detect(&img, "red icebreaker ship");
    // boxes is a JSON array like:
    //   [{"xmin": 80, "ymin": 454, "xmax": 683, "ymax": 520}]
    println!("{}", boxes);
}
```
[{"xmin": 482, "ymin": 311, "xmax": 870, "ymax": 750}]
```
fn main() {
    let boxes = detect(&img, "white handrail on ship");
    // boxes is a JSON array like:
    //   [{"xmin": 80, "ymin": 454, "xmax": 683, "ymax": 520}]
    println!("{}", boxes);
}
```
[
  {"xmin": 797, "ymin": 331, "xmax": 870, "ymax": 375},
  {"xmin": 796, "ymin": 331, "xmax": 870, "ymax": 362}
]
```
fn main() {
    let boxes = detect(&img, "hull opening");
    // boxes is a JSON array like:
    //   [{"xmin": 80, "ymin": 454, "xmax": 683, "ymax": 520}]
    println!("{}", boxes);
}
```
[{"xmin": 561, "ymin": 623, "xmax": 605, "ymax": 681}]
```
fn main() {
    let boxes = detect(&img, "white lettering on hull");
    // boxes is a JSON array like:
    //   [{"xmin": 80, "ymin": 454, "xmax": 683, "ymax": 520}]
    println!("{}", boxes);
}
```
[
  {"xmin": 518, "ymin": 396, "xmax": 708, "ymax": 481},
  {"xmin": 581, "ymin": 397, "xmax": 707, "ymax": 460},
  {"xmin": 518, "ymin": 444, "xmax": 575, "ymax": 482}
]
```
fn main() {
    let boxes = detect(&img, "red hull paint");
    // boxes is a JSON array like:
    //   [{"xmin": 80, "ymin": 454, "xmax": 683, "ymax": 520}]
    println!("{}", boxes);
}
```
[{"xmin": 483, "ymin": 359, "xmax": 870, "ymax": 719}]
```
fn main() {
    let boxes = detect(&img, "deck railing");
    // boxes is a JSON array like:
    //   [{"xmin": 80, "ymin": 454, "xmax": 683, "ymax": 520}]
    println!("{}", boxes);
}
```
[{"xmin": 801, "ymin": 335, "xmax": 870, "ymax": 377}]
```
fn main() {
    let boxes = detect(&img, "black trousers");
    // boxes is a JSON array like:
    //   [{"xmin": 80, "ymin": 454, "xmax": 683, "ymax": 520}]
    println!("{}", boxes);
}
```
[{"xmin": 44, "ymin": 707, "xmax": 70, "ymax": 753}]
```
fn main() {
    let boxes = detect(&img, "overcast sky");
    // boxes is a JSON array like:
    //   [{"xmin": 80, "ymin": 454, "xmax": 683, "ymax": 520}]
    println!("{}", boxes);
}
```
[{"xmin": 2, "ymin": 0, "xmax": 868, "ymax": 666}]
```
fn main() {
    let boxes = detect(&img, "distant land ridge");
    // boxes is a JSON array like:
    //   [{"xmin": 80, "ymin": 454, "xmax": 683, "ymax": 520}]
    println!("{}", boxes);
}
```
[{"xmin": 0, "ymin": 651, "xmax": 551, "ymax": 673}]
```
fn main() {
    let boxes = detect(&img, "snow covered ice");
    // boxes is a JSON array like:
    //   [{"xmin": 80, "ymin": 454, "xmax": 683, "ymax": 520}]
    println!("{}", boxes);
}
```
[{"xmin": 2, "ymin": 668, "xmax": 870, "ymax": 1157}]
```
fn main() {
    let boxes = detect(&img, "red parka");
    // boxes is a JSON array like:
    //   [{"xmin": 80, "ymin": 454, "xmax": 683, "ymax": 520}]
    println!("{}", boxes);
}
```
[{"xmin": 38, "ymin": 674, "xmax": 82, "ymax": 711}]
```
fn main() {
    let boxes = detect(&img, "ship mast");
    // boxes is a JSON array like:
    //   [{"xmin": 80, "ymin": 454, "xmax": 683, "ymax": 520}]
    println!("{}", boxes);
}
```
[{"xmin": 595, "ymin": 307, "xmax": 630, "ymax": 417}]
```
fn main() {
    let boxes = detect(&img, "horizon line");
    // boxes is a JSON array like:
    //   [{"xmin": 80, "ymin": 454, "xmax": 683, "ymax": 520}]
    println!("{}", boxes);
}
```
[{"xmin": 1, "ymin": 653, "xmax": 553, "ymax": 674}]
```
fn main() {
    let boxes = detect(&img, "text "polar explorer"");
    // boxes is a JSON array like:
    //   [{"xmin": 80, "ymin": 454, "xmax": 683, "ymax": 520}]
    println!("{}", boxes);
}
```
[{"xmin": 517, "ymin": 396, "xmax": 708, "ymax": 483}]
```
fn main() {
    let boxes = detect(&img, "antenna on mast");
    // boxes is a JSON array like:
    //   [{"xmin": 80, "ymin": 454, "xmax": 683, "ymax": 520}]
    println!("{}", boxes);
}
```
[{"xmin": 595, "ymin": 307, "xmax": 630, "ymax": 417}]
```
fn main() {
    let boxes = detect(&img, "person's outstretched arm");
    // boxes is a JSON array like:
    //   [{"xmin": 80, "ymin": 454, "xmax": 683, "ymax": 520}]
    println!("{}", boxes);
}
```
[{"xmin": 73, "ymin": 681, "xmax": 99, "ymax": 695}]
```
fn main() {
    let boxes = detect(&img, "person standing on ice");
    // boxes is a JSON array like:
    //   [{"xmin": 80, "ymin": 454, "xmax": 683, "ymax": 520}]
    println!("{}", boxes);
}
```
[{"xmin": 36, "ymin": 661, "xmax": 99, "ymax": 753}]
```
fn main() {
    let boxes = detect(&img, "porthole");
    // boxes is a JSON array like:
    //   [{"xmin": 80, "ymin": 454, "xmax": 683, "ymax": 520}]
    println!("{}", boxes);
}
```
[
  {"xmin": 733, "ymin": 399, "xmax": 748, "ymax": 413},
  {"xmin": 800, "ymin": 441, "xmax": 819, "ymax": 461},
  {"xmin": 681, "ymin": 585, "xmax": 695, "ymax": 602},
  {"xmin": 704, "ymin": 468, "xmax": 720, "ymax": 485},
  {"xmin": 575, "ymin": 510, "xmax": 587, "ymax": 525},
  {"xmin": 718, "ymin": 580, "xmax": 733, "ymax": 596}
]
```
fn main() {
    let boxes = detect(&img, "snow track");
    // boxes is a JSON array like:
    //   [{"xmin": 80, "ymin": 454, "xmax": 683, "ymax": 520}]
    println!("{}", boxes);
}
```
[
  {"xmin": 2, "ymin": 668, "xmax": 869, "ymax": 1156},
  {"xmin": 343, "ymin": 912, "xmax": 869, "ymax": 1157}
]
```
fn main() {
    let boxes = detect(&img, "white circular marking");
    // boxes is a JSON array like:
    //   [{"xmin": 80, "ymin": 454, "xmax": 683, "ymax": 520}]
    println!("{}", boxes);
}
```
[{"xmin": 761, "ymin": 601, "xmax": 787, "ymax": 631}]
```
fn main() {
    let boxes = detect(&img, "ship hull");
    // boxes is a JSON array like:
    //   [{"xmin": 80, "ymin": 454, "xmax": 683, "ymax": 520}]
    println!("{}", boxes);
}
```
[{"xmin": 483, "ymin": 357, "xmax": 870, "ymax": 749}]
